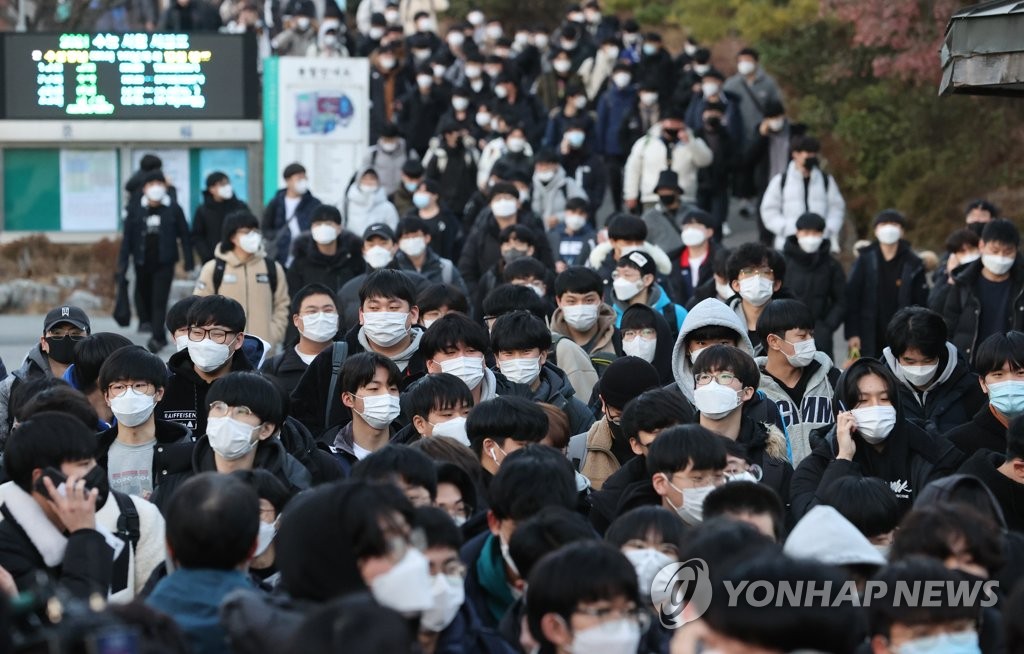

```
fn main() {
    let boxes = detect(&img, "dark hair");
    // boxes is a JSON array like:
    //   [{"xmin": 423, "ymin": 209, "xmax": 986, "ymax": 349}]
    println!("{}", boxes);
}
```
[
  {"xmin": 417, "ymin": 283, "xmax": 469, "ymax": 316},
  {"xmin": 420, "ymin": 312, "xmax": 491, "ymax": 360},
  {"xmin": 282, "ymin": 162, "xmax": 306, "ymax": 179},
  {"xmin": 98, "ymin": 345, "xmax": 169, "ymax": 392},
  {"xmin": 971, "ymin": 331, "xmax": 1024, "ymax": 377},
  {"xmin": 165, "ymin": 295, "xmax": 200, "ymax": 334},
  {"xmin": 482, "ymin": 284, "xmax": 548, "ymax": 321},
  {"xmin": 165, "ymin": 473, "xmax": 259, "ymax": 569},
  {"xmin": 434, "ymin": 461, "xmax": 478, "ymax": 519},
  {"xmin": 691, "ymin": 344, "xmax": 760, "ymax": 391},
  {"xmin": 502, "ymin": 257, "xmax": 549, "ymax": 285},
  {"xmin": 891, "ymin": 503, "xmax": 1005, "ymax": 575},
  {"xmin": 230, "ymin": 468, "xmax": 293, "ymax": 515},
  {"xmin": 410, "ymin": 440, "xmax": 484, "ymax": 491},
  {"xmin": 703, "ymin": 482, "xmax": 785, "ymax": 541},
  {"xmin": 945, "ymin": 228, "xmax": 980, "ymax": 254},
  {"xmin": 886, "ymin": 306, "xmax": 947, "ymax": 360},
  {"xmin": 140, "ymin": 154, "xmax": 163, "ymax": 171},
  {"xmin": 9, "ymin": 377, "xmax": 69, "ymax": 424},
  {"xmin": 869, "ymin": 557, "xmax": 984, "ymax": 638},
  {"xmin": 396, "ymin": 216, "xmax": 430, "ymax": 240},
  {"xmin": 207, "ymin": 371, "xmax": 285, "ymax": 428},
  {"xmin": 646, "ymin": 425, "xmax": 727, "ymax": 477},
  {"xmin": 489, "ymin": 182, "xmax": 519, "ymax": 201},
  {"xmin": 711, "ymin": 246, "xmax": 732, "ymax": 278},
  {"xmin": 727, "ymin": 242, "xmax": 785, "ymax": 283},
  {"xmin": 414, "ymin": 505, "xmax": 464, "ymax": 551},
  {"xmin": 1009, "ymin": 415, "xmax": 1024, "ymax": 461},
  {"xmin": 755, "ymin": 299, "xmax": 815, "ymax": 343},
  {"xmin": 352, "ymin": 444, "xmax": 438, "ymax": 500},
  {"xmin": 833, "ymin": 358, "xmax": 901, "ymax": 419},
  {"xmin": 290, "ymin": 283, "xmax": 338, "ymax": 317},
  {"xmin": 538, "ymin": 403, "xmax": 571, "ymax": 450},
  {"xmin": 620, "ymin": 389, "xmax": 693, "ymax": 442},
  {"xmin": 310, "ymin": 204, "xmax": 343, "ymax": 225},
  {"xmin": 17, "ymin": 387, "xmax": 98, "ymax": 430},
  {"xmin": 498, "ymin": 224, "xmax": 537, "ymax": 247},
  {"xmin": 490, "ymin": 311, "xmax": 552, "ymax": 353},
  {"xmin": 404, "ymin": 373, "xmax": 473, "ymax": 420},
  {"xmin": 686, "ymin": 324, "xmax": 741, "ymax": 346},
  {"xmin": 738, "ymin": 46, "xmax": 759, "ymax": 60},
  {"xmin": 554, "ymin": 266, "xmax": 604, "ymax": 298},
  {"xmin": 358, "ymin": 269, "xmax": 418, "ymax": 307},
  {"xmin": 187, "ymin": 295, "xmax": 246, "ymax": 333},
  {"xmin": 789, "ymin": 134, "xmax": 821, "ymax": 154},
  {"xmin": 526, "ymin": 542, "xmax": 638, "ymax": 650},
  {"xmin": 981, "ymin": 218, "xmax": 1020, "ymax": 247},
  {"xmin": 966, "ymin": 199, "xmax": 999, "ymax": 218},
  {"xmin": 4, "ymin": 412, "xmax": 98, "ymax": 491},
  {"xmin": 467, "ymin": 396, "xmax": 548, "ymax": 456},
  {"xmin": 620, "ymin": 305, "xmax": 656, "ymax": 332},
  {"xmin": 205, "ymin": 171, "xmax": 228, "ymax": 189},
  {"xmin": 339, "ymin": 352, "xmax": 402, "ymax": 396},
  {"xmin": 606, "ymin": 214, "xmax": 646, "ymax": 242},
  {"xmin": 605, "ymin": 506, "xmax": 688, "ymax": 553},
  {"xmin": 220, "ymin": 210, "xmax": 260, "ymax": 252},
  {"xmin": 488, "ymin": 445, "xmax": 577, "ymax": 521},
  {"xmin": 68, "ymin": 333, "xmax": 134, "ymax": 393},
  {"xmin": 679, "ymin": 517, "xmax": 780, "ymax": 576},
  {"xmin": 285, "ymin": 595, "xmax": 412, "ymax": 654},
  {"xmin": 509, "ymin": 506, "xmax": 597, "ymax": 579},
  {"xmin": 818, "ymin": 476, "xmax": 901, "ymax": 539}
]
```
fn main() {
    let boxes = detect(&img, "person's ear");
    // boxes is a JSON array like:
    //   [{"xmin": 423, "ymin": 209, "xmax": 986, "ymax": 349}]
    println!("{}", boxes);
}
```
[
  {"xmin": 358, "ymin": 309, "xmax": 365, "ymax": 326},
  {"xmin": 486, "ymin": 509, "xmax": 500, "ymax": 536},
  {"xmin": 540, "ymin": 613, "xmax": 573, "ymax": 648},
  {"xmin": 629, "ymin": 438, "xmax": 645, "ymax": 456},
  {"xmin": 30, "ymin": 468, "xmax": 43, "ymax": 488},
  {"xmin": 154, "ymin": 388, "xmax": 165, "ymax": 404},
  {"xmin": 538, "ymin": 351, "xmax": 548, "ymax": 367},
  {"xmin": 292, "ymin": 314, "xmax": 303, "ymax": 330},
  {"xmin": 232, "ymin": 333, "xmax": 246, "ymax": 351},
  {"xmin": 426, "ymin": 359, "xmax": 440, "ymax": 374},
  {"xmin": 256, "ymin": 423, "xmax": 277, "ymax": 441},
  {"xmin": 979, "ymin": 376, "xmax": 989, "ymax": 395},
  {"xmin": 412, "ymin": 414, "xmax": 430, "ymax": 436},
  {"xmin": 651, "ymin": 472, "xmax": 670, "ymax": 499},
  {"xmin": 1013, "ymin": 460, "xmax": 1024, "ymax": 481},
  {"xmin": 869, "ymin": 634, "xmax": 893, "ymax": 654},
  {"xmin": 773, "ymin": 279, "xmax": 782, "ymax": 292},
  {"xmin": 741, "ymin": 386, "xmax": 755, "ymax": 403},
  {"xmin": 731, "ymin": 279, "xmax": 740, "ymax": 294},
  {"xmin": 642, "ymin": 273, "xmax": 655, "ymax": 288},
  {"xmin": 40, "ymin": 337, "xmax": 49, "ymax": 353},
  {"xmin": 342, "ymin": 392, "xmax": 356, "ymax": 410},
  {"xmin": 408, "ymin": 306, "xmax": 420, "ymax": 326}
]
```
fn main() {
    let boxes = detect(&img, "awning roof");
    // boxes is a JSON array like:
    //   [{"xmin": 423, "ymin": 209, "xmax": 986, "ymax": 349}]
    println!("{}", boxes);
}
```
[{"xmin": 940, "ymin": 0, "xmax": 1024, "ymax": 96}]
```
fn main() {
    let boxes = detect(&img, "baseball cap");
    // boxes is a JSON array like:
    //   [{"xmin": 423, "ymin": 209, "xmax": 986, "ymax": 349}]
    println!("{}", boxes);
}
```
[
  {"xmin": 44, "ymin": 305, "xmax": 91, "ymax": 334},
  {"xmin": 363, "ymin": 223, "xmax": 396, "ymax": 241}
]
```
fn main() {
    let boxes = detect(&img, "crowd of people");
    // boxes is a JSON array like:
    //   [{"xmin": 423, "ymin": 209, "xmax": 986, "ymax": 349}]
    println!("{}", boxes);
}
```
[{"xmin": 3, "ymin": 2, "xmax": 1024, "ymax": 654}]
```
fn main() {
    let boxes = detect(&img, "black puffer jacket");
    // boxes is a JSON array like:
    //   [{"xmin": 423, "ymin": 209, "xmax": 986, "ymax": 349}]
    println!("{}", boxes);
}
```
[
  {"xmin": 782, "ymin": 235, "xmax": 846, "ymax": 358},
  {"xmin": 938, "ymin": 257, "xmax": 1024, "ymax": 364},
  {"xmin": 191, "ymin": 192, "xmax": 251, "ymax": 263},
  {"xmin": 285, "ymin": 231, "xmax": 365, "ymax": 297}
]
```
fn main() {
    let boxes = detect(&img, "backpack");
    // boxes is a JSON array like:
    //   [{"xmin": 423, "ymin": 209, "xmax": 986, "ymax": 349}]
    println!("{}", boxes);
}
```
[
  {"xmin": 110, "ymin": 490, "xmax": 140, "ymax": 594},
  {"xmin": 324, "ymin": 341, "xmax": 350, "ymax": 430},
  {"xmin": 549, "ymin": 333, "xmax": 616, "ymax": 379},
  {"xmin": 778, "ymin": 168, "xmax": 830, "ymax": 214},
  {"xmin": 213, "ymin": 258, "xmax": 278, "ymax": 295}
]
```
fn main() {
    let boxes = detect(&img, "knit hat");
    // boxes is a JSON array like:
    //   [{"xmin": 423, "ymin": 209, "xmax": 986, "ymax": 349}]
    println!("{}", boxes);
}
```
[
  {"xmin": 598, "ymin": 356, "xmax": 661, "ymax": 409},
  {"xmin": 873, "ymin": 209, "xmax": 906, "ymax": 228}
]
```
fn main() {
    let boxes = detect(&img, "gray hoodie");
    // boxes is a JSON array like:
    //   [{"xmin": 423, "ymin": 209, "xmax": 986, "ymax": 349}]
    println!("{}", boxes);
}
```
[
  {"xmin": 755, "ymin": 351, "xmax": 836, "ymax": 466},
  {"xmin": 881, "ymin": 341, "xmax": 958, "ymax": 405},
  {"xmin": 670, "ymin": 298, "xmax": 753, "ymax": 402},
  {"xmin": 784, "ymin": 505, "xmax": 887, "ymax": 567},
  {"xmin": 531, "ymin": 166, "xmax": 587, "ymax": 229}
]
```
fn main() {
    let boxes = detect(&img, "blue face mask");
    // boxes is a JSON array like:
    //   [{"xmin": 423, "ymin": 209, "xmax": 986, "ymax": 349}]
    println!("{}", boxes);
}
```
[
  {"xmin": 896, "ymin": 629, "xmax": 980, "ymax": 654},
  {"xmin": 403, "ymin": 181, "xmax": 419, "ymax": 193},
  {"xmin": 566, "ymin": 131, "xmax": 585, "ymax": 149},
  {"xmin": 988, "ymin": 380, "xmax": 1024, "ymax": 418}
]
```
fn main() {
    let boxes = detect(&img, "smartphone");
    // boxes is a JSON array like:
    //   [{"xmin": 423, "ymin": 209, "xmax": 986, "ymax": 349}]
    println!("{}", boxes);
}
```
[{"xmin": 33, "ymin": 467, "xmax": 67, "ymax": 501}]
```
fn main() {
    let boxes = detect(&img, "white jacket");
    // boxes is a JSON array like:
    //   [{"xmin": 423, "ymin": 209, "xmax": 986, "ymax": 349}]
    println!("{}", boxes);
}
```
[
  {"xmin": 477, "ymin": 137, "xmax": 534, "ymax": 190},
  {"xmin": 577, "ymin": 48, "xmax": 617, "ymax": 100},
  {"xmin": 532, "ymin": 166, "xmax": 588, "ymax": 229},
  {"xmin": 340, "ymin": 185, "xmax": 400, "ymax": 237},
  {"xmin": 622, "ymin": 126, "xmax": 713, "ymax": 204},
  {"xmin": 0, "ymin": 481, "xmax": 165, "ymax": 603},
  {"xmin": 760, "ymin": 161, "xmax": 846, "ymax": 250}
]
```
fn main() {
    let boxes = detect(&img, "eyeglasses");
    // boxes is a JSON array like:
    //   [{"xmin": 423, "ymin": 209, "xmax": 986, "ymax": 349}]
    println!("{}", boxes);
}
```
[
  {"xmin": 623, "ymin": 328, "xmax": 656, "ymax": 340},
  {"xmin": 385, "ymin": 528, "xmax": 429, "ymax": 562},
  {"xmin": 208, "ymin": 401, "xmax": 256, "ymax": 419},
  {"xmin": 107, "ymin": 381, "xmax": 156, "ymax": 397},
  {"xmin": 47, "ymin": 330, "xmax": 87, "ymax": 340},
  {"xmin": 738, "ymin": 267, "xmax": 774, "ymax": 279},
  {"xmin": 441, "ymin": 560, "xmax": 468, "ymax": 579},
  {"xmin": 573, "ymin": 605, "xmax": 651, "ymax": 632},
  {"xmin": 695, "ymin": 372, "xmax": 737, "ymax": 386},
  {"xmin": 189, "ymin": 326, "xmax": 238, "ymax": 344}
]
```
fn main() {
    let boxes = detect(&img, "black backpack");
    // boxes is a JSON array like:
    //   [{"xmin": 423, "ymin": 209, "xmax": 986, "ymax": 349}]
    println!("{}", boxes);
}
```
[{"xmin": 212, "ymin": 258, "xmax": 278, "ymax": 295}]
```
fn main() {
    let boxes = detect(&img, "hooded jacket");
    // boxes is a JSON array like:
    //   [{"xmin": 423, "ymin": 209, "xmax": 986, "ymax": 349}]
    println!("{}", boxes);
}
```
[
  {"xmin": 789, "ymin": 359, "xmax": 964, "ymax": 521},
  {"xmin": 457, "ymin": 209, "xmax": 555, "ymax": 293},
  {"xmin": 781, "ymin": 235, "xmax": 846, "ymax": 357},
  {"xmin": 945, "ymin": 405, "xmax": 1008, "ymax": 460},
  {"xmin": 156, "ymin": 348, "xmax": 254, "ymax": 438},
  {"xmin": 359, "ymin": 138, "xmax": 414, "ymax": 195},
  {"xmin": 147, "ymin": 568, "xmax": 253, "ymax": 654},
  {"xmin": 194, "ymin": 244, "xmax": 290, "ymax": 347},
  {"xmin": 401, "ymin": 205, "xmax": 465, "ymax": 263},
  {"xmin": 940, "ymin": 256, "xmax": 1024, "ymax": 364},
  {"xmin": 733, "ymin": 416, "xmax": 794, "ymax": 503},
  {"xmin": 671, "ymin": 298, "xmax": 754, "ymax": 403},
  {"xmin": 530, "ymin": 166, "xmax": 588, "ymax": 228},
  {"xmin": 620, "ymin": 304, "xmax": 675, "ymax": 384},
  {"xmin": 393, "ymin": 249, "xmax": 469, "ymax": 297},
  {"xmin": 759, "ymin": 161, "xmax": 845, "ymax": 250},
  {"xmin": 285, "ymin": 231, "xmax": 365, "ymax": 296},
  {"xmin": 881, "ymin": 342, "xmax": 986, "ymax": 437},
  {"xmin": 575, "ymin": 418, "xmax": 625, "ymax": 491},
  {"xmin": 756, "ymin": 352, "xmax": 837, "ymax": 466},
  {"xmin": 783, "ymin": 505, "xmax": 886, "ymax": 567},
  {"xmin": 958, "ymin": 452, "xmax": 1024, "ymax": 534},
  {"xmin": 191, "ymin": 192, "xmax": 251, "ymax": 263},
  {"xmin": 0, "ymin": 344, "xmax": 52, "ymax": 443},
  {"xmin": 341, "ymin": 183, "xmax": 400, "ymax": 238},
  {"xmin": 524, "ymin": 362, "xmax": 595, "ymax": 435},
  {"xmin": 610, "ymin": 282, "xmax": 687, "ymax": 335},
  {"xmin": 551, "ymin": 303, "xmax": 620, "ymax": 360},
  {"xmin": 587, "ymin": 240, "xmax": 673, "ymax": 281},
  {"xmin": 623, "ymin": 125, "xmax": 713, "ymax": 204},
  {"xmin": 191, "ymin": 434, "xmax": 312, "ymax": 494}
]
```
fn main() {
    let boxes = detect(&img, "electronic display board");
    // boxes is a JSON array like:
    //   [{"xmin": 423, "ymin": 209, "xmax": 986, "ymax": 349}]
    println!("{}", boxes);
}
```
[{"xmin": 0, "ymin": 32, "xmax": 259, "ymax": 119}]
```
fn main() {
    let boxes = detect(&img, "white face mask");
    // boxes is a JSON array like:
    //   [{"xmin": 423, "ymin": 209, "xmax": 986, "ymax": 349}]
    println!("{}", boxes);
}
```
[
  {"xmin": 738, "ymin": 276, "xmax": 773, "ymax": 307},
  {"xmin": 500, "ymin": 356, "xmax": 542, "ymax": 386},
  {"xmin": 693, "ymin": 380, "xmax": 741, "ymax": 419},
  {"xmin": 896, "ymin": 629, "xmax": 980, "ymax": 654},
  {"xmin": 715, "ymin": 282, "xmax": 734, "ymax": 300},
  {"xmin": 207, "ymin": 415, "xmax": 261, "ymax": 460},
  {"xmin": 689, "ymin": 346, "xmax": 709, "ymax": 363},
  {"xmin": 174, "ymin": 334, "xmax": 190, "ymax": 352},
  {"xmin": 958, "ymin": 251, "xmax": 981, "ymax": 265},
  {"xmin": 300, "ymin": 311, "xmax": 339, "ymax": 343},
  {"xmin": 623, "ymin": 336, "xmax": 656, "ymax": 363},
  {"xmin": 875, "ymin": 224, "xmax": 902, "ymax": 245},
  {"xmin": 452, "ymin": 96, "xmax": 470, "ymax": 111},
  {"xmin": 613, "ymin": 277, "xmax": 644, "ymax": 302},
  {"xmin": 553, "ymin": 59, "xmax": 572, "ymax": 74},
  {"xmin": 768, "ymin": 117, "xmax": 785, "ymax": 131},
  {"xmin": 378, "ymin": 56, "xmax": 396, "ymax": 70},
  {"xmin": 665, "ymin": 479, "xmax": 715, "ymax": 525},
  {"xmin": 475, "ymin": 112, "xmax": 491, "ymax": 127},
  {"xmin": 370, "ymin": 547, "xmax": 435, "ymax": 613},
  {"xmin": 491, "ymin": 198, "xmax": 518, "ymax": 218},
  {"xmin": 506, "ymin": 136, "xmax": 525, "ymax": 153},
  {"xmin": 109, "ymin": 388, "xmax": 156, "ymax": 427},
  {"xmin": 430, "ymin": 416, "xmax": 469, "ymax": 446},
  {"xmin": 361, "ymin": 311, "xmax": 409, "ymax": 347},
  {"xmin": 780, "ymin": 338, "xmax": 816, "ymax": 368},
  {"xmin": 420, "ymin": 573, "xmax": 466, "ymax": 632},
  {"xmin": 399, "ymin": 236, "xmax": 427, "ymax": 258},
  {"xmin": 612, "ymin": 72, "xmax": 632, "ymax": 89},
  {"xmin": 238, "ymin": 231, "xmax": 263, "ymax": 254},
  {"xmin": 624, "ymin": 547, "xmax": 675, "ymax": 601},
  {"xmin": 565, "ymin": 213, "xmax": 587, "ymax": 232},
  {"xmin": 369, "ymin": 27, "xmax": 385, "ymax": 40},
  {"xmin": 354, "ymin": 393, "xmax": 401, "ymax": 429},
  {"xmin": 901, "ymin": 362, "xmax": 938, "ymax": 387},
  {"xmin": 562, "ymin": 304, "xmax": 599, "ymax": 331},
  {"xmin": 535, "ymin": 169, "xmax": 555, "ymax": 184},
  {"xmin": 145, "ymin": 185, "xmax": 167, "ymax": 203},
  {"xmin": 364, "ymin": 245, "xmax": 394, "ymax": 269},
  {"xmin": 701, "ymin": 82, "xmax": 720, "ymax": 97},
  {"xmin": 438, "ymin": 356, "xmax": 485, "ymax": 390},
  {"xmin": 293, "ymin": 178, "xmax": 310, "ymax": 194},
  {"xmin": 797, "ymin": 235, "xmax": 824, "ymax": 253},
  {"xmin": 692, "ymin": 63, "xmax": 710, "ymax": 75},
  {"xmin": 737, "ymin": 60, "xmax": 756, "ymax": 76},
  {"xmin": 216, "ymin": 184, "xmax": 234, "ymax": 200},
  {"xmin": 982, "ymin": 254, "xmax": 1015, "ymax": 276},
  {"xmin": 485, "ymin": 24, "xmax": 503, "ymax": 40},
  {"xmin": 681, "ymin": 226, "xmax": 707, "ymax": 247},
  {"xmin": 494, "ymin": 84, "xmax": 509, "ymax": 99},
  {"xmin": 187, "ymin": 338, "xmax": 233, "ymax": 372},
  {"xmin": 416, "ymin": 74, "xmax": 433, "ymax": 88},
  {"xmin": 447, "ymin": 32, "xmax": 465, "ymax": 48},
  {"xmin": 296, "ymin": 16, "xmax": 310, "ymax": 30},
  {"xmin": 311, "ymin": 223, "xmax": 339, "ymax": 245},
  {"xmin": 639, "ymin": 91, "xmax": 658, "ymax": 106},
  {"xmin": 570, "ymin": 618, "xmax": 642, "ymax": 654},
  {"xmin": 851, "ymin": 405, "xmax": 897, "ymax": 444},
  {"xmin": 254, "ymin": 520, "xmax": 276, "ymax": 558}
]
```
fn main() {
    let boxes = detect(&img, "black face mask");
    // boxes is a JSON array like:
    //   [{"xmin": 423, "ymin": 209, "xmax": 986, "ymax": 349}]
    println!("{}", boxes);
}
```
[
  {"xmin": 608, "ymin": 417, "xmax": 625, "ymax": 442},
  {"xmin": 804, "ymin": 156, "xmax": 819, "ymax": 170},
  {"xmin": 705, "ymin": 116, "xmax": 722, "ymax": 129},
  {"xmin": 83, "ymin": 464, "xmax": 110, "ymax": 510},
  {"xmin": 662, "ymin": 131, "xmax": 679, "ymax": 146},
  {"xmin": 45, "ymin": 335, "xmax": 81, "ymax": 365},
  {"xmin": 657, "ymin": 193, "xmax": 678, "ymax": 207}
]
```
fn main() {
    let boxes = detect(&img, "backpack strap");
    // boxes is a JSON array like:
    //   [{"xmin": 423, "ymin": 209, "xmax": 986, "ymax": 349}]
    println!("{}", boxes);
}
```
[
  {"xmin": 567, "ymin": 432, "xmax": 588, "ymax": 471},
  {"xmin": 440, "ymin": 258, "xmax": 453, "ymax": 284},
  {"xmin": 324, "ymin": 342, "xmax": 349, "ymax": 429},
  {"xmin": 266, "ymin": 259, "xmax": 278, "ymax": 294},
  {"xmin": 113, "ymin": 491, "xmax": 140, "ymax": 551},
  {"xmin": 212, "ymin": 259, "xmax": 227, "ymax": 295}
]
